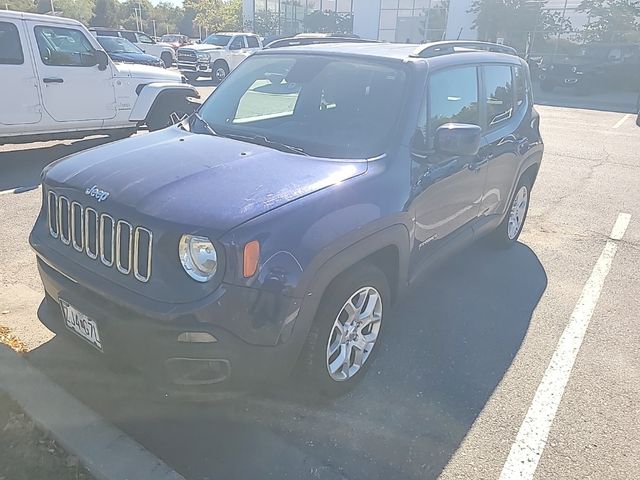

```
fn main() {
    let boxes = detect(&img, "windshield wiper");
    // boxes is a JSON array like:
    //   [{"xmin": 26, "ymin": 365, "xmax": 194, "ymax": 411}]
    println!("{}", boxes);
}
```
[
  {"xmin": 222, "ymin": 133, "xmax": 309, "ymax": 156},
  {"xmin": 191, "ymin": 112, "xmax": 218, "ymax": 137}
]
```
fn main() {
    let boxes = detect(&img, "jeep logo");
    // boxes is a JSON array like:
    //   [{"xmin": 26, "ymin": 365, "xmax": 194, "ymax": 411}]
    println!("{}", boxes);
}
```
[{"xmin": 85, "ymin": 185, "xmax": 110, "ymax": 202}]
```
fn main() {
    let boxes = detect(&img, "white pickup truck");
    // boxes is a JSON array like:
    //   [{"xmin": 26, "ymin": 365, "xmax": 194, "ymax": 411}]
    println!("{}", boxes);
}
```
[
  {"xmin": 176, "ymin": 32, "xmax": 262, "ymax": 82},
  {"xmin": 0, "ymin": 11, "xmax": 199, "ymax": 144}
]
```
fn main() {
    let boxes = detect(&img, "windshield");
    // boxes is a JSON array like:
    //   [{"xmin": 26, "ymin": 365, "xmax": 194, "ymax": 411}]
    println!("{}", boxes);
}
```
[
  {"xmin": 203, "ymin": 34, "xmax": 231, "ymax": 46},
  {"xmin": 196, "ymin": 54, "xmax": 407, "ymax": 158},
  {"xmin": 97, "ymin": 36, "xmax": 142, "ymax": 54}
]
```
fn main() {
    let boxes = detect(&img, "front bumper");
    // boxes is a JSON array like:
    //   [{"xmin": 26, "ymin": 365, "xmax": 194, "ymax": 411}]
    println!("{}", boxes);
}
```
[
  {"xmin": 34, "ymin": 250, "xmax": 308, "ymax": 395},
  {"xmin": 177, "ymin": 61, "xmax": 213, "ymax": 74}
]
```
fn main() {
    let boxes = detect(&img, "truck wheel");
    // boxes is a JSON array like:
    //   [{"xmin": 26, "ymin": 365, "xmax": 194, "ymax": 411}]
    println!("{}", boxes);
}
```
[
  {"xmin": 490, "ymin": 178, "xmax": 531, "ymax": 248},
  {"xmin": 541, "ymin": 78, "xmax": 554, "ymax": 92},
  {"xmin": 161, "ymin": 52, "xmax": 173, "ymax": 68},
  {"xmin": 212, "ymin": 60, "xmax": 229, "ymax": 83},
  {"xmin": 298, "ymin": 263, "xmax": 390, "ymax": 397},
  {"xmin": 146, "ymin": 96, "xmax": 195, "ymax": 132}
]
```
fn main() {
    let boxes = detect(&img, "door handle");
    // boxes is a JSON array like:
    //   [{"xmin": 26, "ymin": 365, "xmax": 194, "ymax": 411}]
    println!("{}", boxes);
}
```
[
  {"xmin": 470, "ymin": 154, "xmax": 491, "ymax": 171},
  {"xmin": 43, "ymin": 77, "xmax": 64, "ymax": 84}
]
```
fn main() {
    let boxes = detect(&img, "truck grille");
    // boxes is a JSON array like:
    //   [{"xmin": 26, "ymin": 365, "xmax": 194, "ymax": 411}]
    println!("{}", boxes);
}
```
[
  {"xmin": 47, "ymin": 191, "xmax": 153, "ymax": 283},
  {"xmin": 177, "ymin": 49, "xmax": 197, "ymax": 63}
]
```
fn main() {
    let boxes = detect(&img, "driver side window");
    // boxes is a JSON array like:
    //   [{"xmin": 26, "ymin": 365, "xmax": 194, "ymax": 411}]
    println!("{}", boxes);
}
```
[
  {"xmin": 34, "ymin": 26, "xmax": 96, "ymax": 67},
  {"xmin": 229, "ymin": 36, "xmax": 244, "ymax": 50},
  {"xmin": 138, "ymin": 33, "xmax": 155, "ymax": 44}
]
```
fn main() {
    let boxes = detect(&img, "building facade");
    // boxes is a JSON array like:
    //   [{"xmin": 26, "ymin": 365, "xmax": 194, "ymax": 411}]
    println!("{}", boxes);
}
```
[{"xmin": 242, "ymin": 0, "xmax": 477, "ymax": 43}]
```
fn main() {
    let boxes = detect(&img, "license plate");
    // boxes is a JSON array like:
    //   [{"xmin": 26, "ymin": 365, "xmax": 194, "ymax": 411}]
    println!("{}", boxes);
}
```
[{"xmin": 60, "ymin": 299, "xmax": 103, "ymax": 351}]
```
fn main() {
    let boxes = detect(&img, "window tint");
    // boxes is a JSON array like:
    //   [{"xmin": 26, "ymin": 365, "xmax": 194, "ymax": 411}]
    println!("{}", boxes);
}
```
[
  {"xmin": 34, "ymin": 26, "xmax": 97, "ymax": 67},
  {"xmin": 428, "ymin": 66, "xmax": 479, "ymax": 137},
  {"xmin": 121, "ymin": 31, "xmax": 137, "ymax": 43},
  {"xmin": 246, "ymin": 36, "xmax": 259, "ymax": 48},
  {"xmin": 95, "ymin": 30, "xmax": 119, "ymax": 37},
  {"xmin": 484, "ymin": 65, "xmax": 514, "ymax": 126},
  {"xmin": 513, "ymin": 65, "xmax": 527, "ymax": 109},
  {"xmin": 0, "ymin": 22, "xmax": 23, "ymax": 65},
  {"xmin": 138, "ymin": 33, "xmax": 154, "ymax": 44},
  {"xmin": 229, "ymin": 36, "xmax": 245, "ymax": 50}
]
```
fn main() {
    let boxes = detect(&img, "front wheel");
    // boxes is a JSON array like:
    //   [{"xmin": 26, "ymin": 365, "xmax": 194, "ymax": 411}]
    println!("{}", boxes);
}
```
[
  {"xmin": 146, "ymin": 96, "xmax": 196, "ymax": 132},
  {"xmin": 161, "ymin": 52, "xmax": 173, "ymax": 68},
  {"xmin": 211, "ymin": 60, "xmax": 229, "ymax": 83},
  {"xmin": 490, "ymin": 180, "xmax": 531, "ymax": 248},
  {"xmin": 298, "ymin": 263, "xmax": 390, "ymax": 397}
]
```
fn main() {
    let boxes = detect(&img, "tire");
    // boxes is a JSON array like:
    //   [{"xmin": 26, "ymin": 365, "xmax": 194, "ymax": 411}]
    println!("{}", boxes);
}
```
[
  {"xmin": 490, "ymin": 178, "xmax": 532, "ymax": 248},
  {"xmin": 161, "ymin": 52, "xmax": 173, "ymax": 68},
  {"xmin": 297, "ymin": 263, "xmax": 390, "ymax": 397},
  {"xmin": 146, "ymin": 96, "xmax": 196, "ymax": 132},
  {"xmin": 211, "ymin": 60, "xmax": 229, "ymax": 83},
  {"xmin": 541, "ymin": 78, "xmax": 554, "ymax": 92}
]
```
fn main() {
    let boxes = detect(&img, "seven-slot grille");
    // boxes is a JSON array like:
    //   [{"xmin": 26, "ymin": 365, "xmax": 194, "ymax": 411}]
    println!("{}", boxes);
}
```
[{"xmin": 47, "ymin": 190, "xmax": 153, "ymax": 283}]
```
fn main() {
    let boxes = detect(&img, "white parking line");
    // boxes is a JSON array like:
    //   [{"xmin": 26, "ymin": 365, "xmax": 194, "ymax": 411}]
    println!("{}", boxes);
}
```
[
  {"xmin": 499, "ymin": 212, "xmax": 631, "ymax": 480},
  {"xmin": 612, "ymin": 114, "xmax": 631, "ymax": 129}
]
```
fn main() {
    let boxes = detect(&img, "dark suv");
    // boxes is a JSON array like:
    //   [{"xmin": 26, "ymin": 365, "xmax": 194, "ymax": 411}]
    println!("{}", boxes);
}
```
[
  {"xmin": 540, "ymin": 43, "xmax": 640, "ymax": 94},
  {"xmin": 30, "ymin": 41, "xmax": 543, "ymax": 396}
]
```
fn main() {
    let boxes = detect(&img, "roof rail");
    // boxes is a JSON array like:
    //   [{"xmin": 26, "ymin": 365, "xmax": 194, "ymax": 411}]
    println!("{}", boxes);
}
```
[
  {"xmin": 410, "ymin": 41, "xmax": 517, "ymax": 58},
  {"xmin": 263, "ymin": 36, "xmax": 380, "ymax": 49}
]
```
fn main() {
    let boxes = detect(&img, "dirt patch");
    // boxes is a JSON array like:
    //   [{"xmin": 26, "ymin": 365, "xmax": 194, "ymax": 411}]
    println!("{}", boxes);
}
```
[
  {"xmin": 0, "ymin": 392, "xmax": 94, "ymax": 480},
  {"xmin": 0, "ymin": 325, "xmax": 28, "ymax": 354}
]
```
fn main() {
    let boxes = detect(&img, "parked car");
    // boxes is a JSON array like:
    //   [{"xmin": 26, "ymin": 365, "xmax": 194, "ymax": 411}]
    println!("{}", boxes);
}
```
[
  {"xmin": 161, "ymin": 33, "xmax": 190, "ymax": 51},
  {"xmin": 0, "ymin": 11, "xmax": 198, "ymax": 143},
  {"xmin": 30, "ymin": 40, "xmax": 543, "ymax": 396},
  {"xmin": 96, "ymin": 36, "xmax": 164, "ymax": 68},
  {"xmin": 176, "ymin": 32, "xmax": 262, "ymax": 82},
  {"xmin": 89, "ymin": 27, "xmax": 176, "ymax": 67},
  {"xmin": 540, "ymin": 43, "xmax": 640, "ymax": 94}
]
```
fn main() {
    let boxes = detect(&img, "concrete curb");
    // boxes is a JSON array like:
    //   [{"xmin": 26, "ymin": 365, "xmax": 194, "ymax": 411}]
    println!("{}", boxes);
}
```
[{"xmin": 0, "ymin": 344, "xmax": 185, "ymax": 480}]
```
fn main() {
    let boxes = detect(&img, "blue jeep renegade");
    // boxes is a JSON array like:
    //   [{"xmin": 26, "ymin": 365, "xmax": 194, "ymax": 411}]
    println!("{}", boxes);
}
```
[{"xmin": 30, "ymin": 41, "xmax": 543, "ymax": 396}]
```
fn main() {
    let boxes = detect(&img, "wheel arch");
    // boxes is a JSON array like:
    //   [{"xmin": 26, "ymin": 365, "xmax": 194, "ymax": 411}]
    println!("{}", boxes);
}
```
[{"xmin": 129, "ymin": 83, "xmax": 199, "ymax": 122}]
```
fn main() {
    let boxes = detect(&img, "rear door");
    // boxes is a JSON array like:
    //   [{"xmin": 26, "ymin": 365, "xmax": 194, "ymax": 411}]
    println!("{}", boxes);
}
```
[
  {"xmin": 478, "ymin": 64, "xmax": 526, "ymax": 218},
  {"xmin": 0, "ymin": 19, "xmax": 42, "ymax": 126},
  {"xmin": 29, "ymin": 23, "xmax": 116, "ymax": 124}
]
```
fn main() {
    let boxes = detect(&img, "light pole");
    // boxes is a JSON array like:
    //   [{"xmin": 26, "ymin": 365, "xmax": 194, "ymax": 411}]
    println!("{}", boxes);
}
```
[
  {"xmin": 152, "ymin": 19, "xmax": 157, "ymax": 38},
  {"xmin": 50, "ymin": 0, "xmax": 55, "ymax": 13}
]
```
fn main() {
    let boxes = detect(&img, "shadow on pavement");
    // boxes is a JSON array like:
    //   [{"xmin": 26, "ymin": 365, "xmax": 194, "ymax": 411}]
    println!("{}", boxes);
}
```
[
  {"xmin": 0, "ymin": 136, "xmax": 116, "ymax": 192},
  {"xmin": 533, "ymin": 83, "xmax": 639, "ymax": 114},
  {"xmin": 27, "ymin": 241, "xmax": 547, "ymax": 480}
]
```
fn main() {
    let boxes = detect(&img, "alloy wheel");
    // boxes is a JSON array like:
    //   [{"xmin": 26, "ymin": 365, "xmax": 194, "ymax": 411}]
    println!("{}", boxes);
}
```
[{"xmin": 507, "ymin": 185, "xmax": 529, "ymax": 240}]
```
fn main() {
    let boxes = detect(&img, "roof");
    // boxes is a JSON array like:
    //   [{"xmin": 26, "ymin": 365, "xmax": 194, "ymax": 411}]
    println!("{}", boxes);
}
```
[
  {"xmin": 214, "ymin": 32, "xmax": 258, "ymax": 36},
  {"xmin": 0, "ymin": 10, "xmax": 82, "ymax": 27},
  {"xmin": 258, "ymin": 41, "xmax": 523, "ymax": 66}
]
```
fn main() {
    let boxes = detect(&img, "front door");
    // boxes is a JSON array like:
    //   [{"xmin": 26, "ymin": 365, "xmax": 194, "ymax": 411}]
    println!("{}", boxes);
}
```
[
  {"xmin": 409, "ymin": 65, "xmax": 487, "ymax": 270},
  {"xmin": 29, "ymin": 23, "xmax": 116, "ymax": 124},
  {"xmin": 0, "ymin": 20, "xmax": 41, "ymax": 126},
  {"xmin": 228, "ymin": 35, "xmax": 248, "ymax": 70}
]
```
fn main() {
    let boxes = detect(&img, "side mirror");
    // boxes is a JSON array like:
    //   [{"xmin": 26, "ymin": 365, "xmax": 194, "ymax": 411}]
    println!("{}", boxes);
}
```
[
  {"xmin": 435, "ymin": 123, "xmax": 482, "ymax": 156},
  {"xmin": 95, "ymin": 50, "xmax": 109, "ymax": 71}
]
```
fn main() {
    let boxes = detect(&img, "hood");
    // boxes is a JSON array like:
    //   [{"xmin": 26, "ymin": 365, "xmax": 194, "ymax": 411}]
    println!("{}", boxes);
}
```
[
  {"xmin": 115, "ymin": 63, "xmax": 181, "ymax": 82},
  {"xmin": 43, "ymin": 128, "xmax": 366, "ymax": 235},
  {"xmin": 182, "ymin": 44, "xmax": 224, "ymax": 52},
  {"xmin": 109, "ymin": 52, "xmax": 163, "ymax": 65}
]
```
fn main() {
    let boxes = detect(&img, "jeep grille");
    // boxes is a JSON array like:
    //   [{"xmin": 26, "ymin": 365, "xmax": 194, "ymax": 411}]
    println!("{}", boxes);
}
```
[{"xmin": 47, "ymin": 190, "xmax": 153, "ymax": 283}]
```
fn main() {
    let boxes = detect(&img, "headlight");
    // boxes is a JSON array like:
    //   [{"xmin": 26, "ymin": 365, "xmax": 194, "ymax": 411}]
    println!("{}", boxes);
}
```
[
  {"xmin": 179, "ymin": 235, "xmax": 218, "ymax": 282},
  {"xmin": 197, "ymin": 52, "xmax": 209, "ymax": 60}
]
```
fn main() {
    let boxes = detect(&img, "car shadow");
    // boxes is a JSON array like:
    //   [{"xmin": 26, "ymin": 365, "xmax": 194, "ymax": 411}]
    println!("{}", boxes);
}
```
[
  {"xmin": 0, "ymin": 136, "xmax": 117, "ymax": 192},
  {"xmin": 27, "ymin": 241, "xmax": 547, "ymax": 480}
]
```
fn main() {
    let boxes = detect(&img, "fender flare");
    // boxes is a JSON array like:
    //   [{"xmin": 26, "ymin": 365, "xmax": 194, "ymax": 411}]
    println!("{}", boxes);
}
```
[
  {"xmin": 129, "ymin": 83, "xmax": 199, "ymax": 122},
  {"xmin": 286, "ymin": 224, "xmax": 410, "ymax": 348}
]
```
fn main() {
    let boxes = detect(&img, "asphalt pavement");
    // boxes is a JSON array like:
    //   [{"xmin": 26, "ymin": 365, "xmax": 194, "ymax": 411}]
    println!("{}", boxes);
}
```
[{"xmin": 0, "ymin": 100, "xmax": 639, "ymax": 479}]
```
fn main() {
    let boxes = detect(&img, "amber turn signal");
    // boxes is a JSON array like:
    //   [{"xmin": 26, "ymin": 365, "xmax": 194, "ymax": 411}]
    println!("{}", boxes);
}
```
[{"xmin": 243, "ymin": 240, "xmax": 260, "ymax": 278}]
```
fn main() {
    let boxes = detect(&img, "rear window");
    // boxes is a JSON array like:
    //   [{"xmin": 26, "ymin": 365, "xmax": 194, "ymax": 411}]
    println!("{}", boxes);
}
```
[
  {"xmin": 247, "ymin": 36, "xmax": 260, "ymax": 48},
  {"xmin": 484, "ymin": 65, "xmax": 514, "ymax": 127},
  {"xmin": 0, "ymin": 21, "xmax": 24, "ymax": 65}
]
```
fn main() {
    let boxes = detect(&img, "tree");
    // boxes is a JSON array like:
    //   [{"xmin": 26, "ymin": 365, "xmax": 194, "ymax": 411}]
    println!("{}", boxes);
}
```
[
  {"xmin": 469, "ymin": 0, "xmax": 572, "ymax": 52},
  {"xmin": 37, "ymin": 0, "xmax": 94, "ymax": 23},
  {"xmin": 4, "ymin": 0, "xmax": 36, "ymax": 12},
  {"xmin": 577, "ymin": 0, "xmax": 640, "ymax": 43},
  {"xmin": 303, "ymin": 10, "xmax": 353, "ymax": 34},
  {"xmin": 186, "ymin": 0, "xmax": 242, "ymax": 34},
  {"xmin": 90, "ymin": 0, "xmax": 118, "ymax": 27}
]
